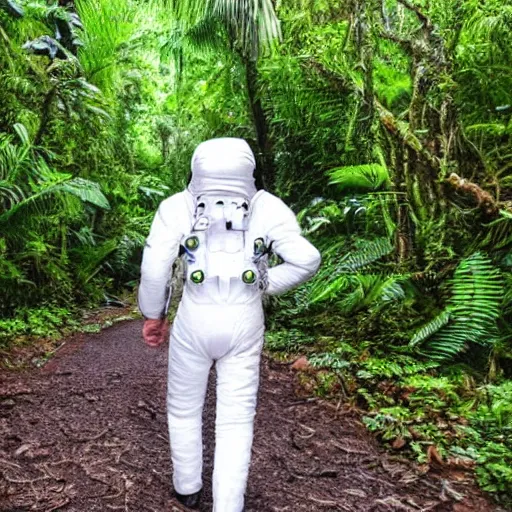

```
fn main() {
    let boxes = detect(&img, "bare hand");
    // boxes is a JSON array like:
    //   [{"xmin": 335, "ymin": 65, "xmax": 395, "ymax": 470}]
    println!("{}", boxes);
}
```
[{"xmin": 142, "ymin": 318, "xmax": 170, "ymax": 347}]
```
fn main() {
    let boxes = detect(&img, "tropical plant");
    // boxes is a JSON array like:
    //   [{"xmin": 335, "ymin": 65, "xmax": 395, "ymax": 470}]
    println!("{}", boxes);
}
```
[
  {"xmin": 328, "ymin": 164, "xmax": 390, "ymax": 193},
  {"xmin": 410, "ymin": 253, "xmax": 504, "ymax": 361},
  {"xmin": 0, "ymin": 125, "xmax": 109, "ymax": 220}
]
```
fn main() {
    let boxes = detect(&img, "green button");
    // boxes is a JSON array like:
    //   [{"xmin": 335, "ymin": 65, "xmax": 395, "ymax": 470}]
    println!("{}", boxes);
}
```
[
  {"xmin": 254, "ymin": 238, "xmax": 265, "ymax": 254},
  {"xmin": 242, "ymin": 270, "xmax": 256, "ymax": 284},
  {"xmin": 190, "ymin": 270, "xmax": 204, "ymax": 284},
  {"xmin": 185, "ymin": 236, "xmax": 199, "ymax": 251}
]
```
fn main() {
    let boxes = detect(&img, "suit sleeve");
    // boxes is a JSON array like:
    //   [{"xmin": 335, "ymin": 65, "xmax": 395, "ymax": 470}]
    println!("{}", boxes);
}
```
[
  {"xmin": 265, "ymin": 196, "xmax": 321, "ymax": 295},
  {"xmin": 138, "ymin": 195, "xmax": 186, "ymax": 319}
]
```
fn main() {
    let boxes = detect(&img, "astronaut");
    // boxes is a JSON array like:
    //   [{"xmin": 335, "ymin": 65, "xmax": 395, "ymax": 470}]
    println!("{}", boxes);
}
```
[{"xmin": 138, "ymin": 137, "xmax": 321, "ymax": 511}]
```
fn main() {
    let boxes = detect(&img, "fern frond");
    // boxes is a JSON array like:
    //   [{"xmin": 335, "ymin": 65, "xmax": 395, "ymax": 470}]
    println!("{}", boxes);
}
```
[
  {"xmin": 338, "ymin": 237, "xmax": 393, "ymax": 272},
  {"xmin": 477, "ymin": 214, "xmax": 512, "ymax": 252},
  {"xmin": 310, "ymin": 273, "xmax": 352, "ymax": 304},
  {"xmin": 410, "ymin": 309, "xmax": 451, "ymax": 347},
  {"xmin": 75, "ymin": 239, "xmax": 118, "ymax": 284},
  {"xmin": 411, "ymin": 253, "xmax": 504, "ymax": 361},
  {"xmin": 309, "ymin": 238, "xmax": 395, "ymax": 306}
]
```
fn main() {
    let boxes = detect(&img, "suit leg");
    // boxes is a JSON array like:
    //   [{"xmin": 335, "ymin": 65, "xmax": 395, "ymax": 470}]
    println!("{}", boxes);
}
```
[
  {"xmin": 167, "ymin": 329, "xmax": 212, "ymax": 495},
  {"xmin": 212, "ymin": 330, "xmax": 264, "ymax": 512}
]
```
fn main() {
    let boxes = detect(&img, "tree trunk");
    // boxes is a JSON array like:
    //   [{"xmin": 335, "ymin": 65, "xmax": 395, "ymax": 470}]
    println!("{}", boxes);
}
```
[
  {"xmin": 356, "ymin": 0, "xmax": 376, "ymax": 157},
  {"xmin": 244, "ymin": 57, "xmax": 275, "ymax": 191}
]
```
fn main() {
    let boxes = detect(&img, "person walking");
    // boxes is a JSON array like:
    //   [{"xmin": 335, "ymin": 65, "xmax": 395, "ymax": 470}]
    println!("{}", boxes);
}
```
[{"xmin": 138, "ymin": 137, "xmax": 321, "ymax": 511}]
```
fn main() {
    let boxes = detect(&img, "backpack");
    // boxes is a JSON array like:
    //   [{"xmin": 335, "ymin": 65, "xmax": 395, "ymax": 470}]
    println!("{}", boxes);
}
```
[{"xmin": 180, "ymin": 194, "xmax": 269, "ymax": 295}]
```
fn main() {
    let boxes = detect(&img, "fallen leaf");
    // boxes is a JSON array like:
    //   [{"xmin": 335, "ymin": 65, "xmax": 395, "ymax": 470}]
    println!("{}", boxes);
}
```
[
  {"xmin": 291, "ymin": 356, "xmax": 310, "ymax": 371},
  {"xmin": 1, "ymin": 399, "xmax": 16, "ymax": 409},
  {"xmin": 392, "ymin": 437, "xmax": 406, "ymax": 450},
  {"xmin": 26, "ymin": 447, "xmax": 51, "ymax": 459},
  {"xmin": 342, "ymin": 488, "xmax": 367, "ymax": 498},
  {"xmin": 447, "ymin": 471, "xmax": 472, "ymax": 482},
  {"xmin": 408, "ymin": 427, "xmax": 423, "ymax": 440},
  {"xmin": 399, "ymin": 471, "xmax": 420, "ymax": 484},
  {"xmin": 427, "ymin": 445, "xmax": 443, "ymax": 466}
]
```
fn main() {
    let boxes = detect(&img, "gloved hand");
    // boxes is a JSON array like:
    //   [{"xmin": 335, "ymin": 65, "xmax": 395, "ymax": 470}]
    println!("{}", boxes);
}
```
[{"xmin": 142, "ymin": 318, "xmax": 170, "ymax": 347}]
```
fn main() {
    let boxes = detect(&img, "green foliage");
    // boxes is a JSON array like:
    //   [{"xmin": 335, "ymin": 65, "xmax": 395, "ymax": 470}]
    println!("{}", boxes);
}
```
[
  {"xmin": 0, "ymin": 305, "xmax": 77, "ymax": 347},
  {"xmin": 1, "ymin": 0, "xmax": 239, "ymax": 320},
  {"xmin": 456, "ymin": 381, "xmax": 512, "ymax": 506},
  {"xmin": 476, "ymin": 442, "xmax": 512, "ymax": 501},
  {"xmin": 309, "ymin": 236, "xmax": 397, "ymax": 309},
  {"xmin": 75, "ymin": 0, "xmax": 141, "ymax": 96},
  {"xmin": 309, "ymin": 344, "xmax": 353, "ymax": 371},
  {"xmin": 358, "ymin": 357, "xmax": 441, "ymax": 381},
  {"xmin": 0, "ymin": 133, "xmax": 110, "ymax": 223},
  {"xmin": 57, "ymin": 178, "xmax": 110, "ymax": 210},
  {"xmin": 264, "ymin": 328, "xmax": 317, "ymax": 352},
  {"xmin": 173, "ymin": 0, "xmax": 281, "ymax": 59},
  {"xmin": 410, "ymin": 310, "xmax": 451, "ymax": 347},
  {"xmin": 411, "ymin": 253, "xmax": 504, "ymax": 361},
  {"xmin": 328, "ymin": 164, "xmax": 390, "ymax": 192},
  {"xmin": 360, "ymin": 372, "xmax": 512, "ymax": 503},
  {"xmin": 336, "ymin": 237, "xmax": 394, "ymax": 272}
]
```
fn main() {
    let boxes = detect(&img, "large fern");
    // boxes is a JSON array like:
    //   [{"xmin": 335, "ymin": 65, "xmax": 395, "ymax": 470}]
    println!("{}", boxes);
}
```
[
  {"xmin": 337, "ymin": 274, "xmax": 407, "ymax": 314},
  {"xmin": 410, "ymin": 253, "xmax": 503, "ymax": 361},
  {"xmin": 476, "ymin": 213, "xmax": 512, "ymax": 253},
  {"xmin": 310, "ymin": 238, "xmax": 395, "ymax": 305}
]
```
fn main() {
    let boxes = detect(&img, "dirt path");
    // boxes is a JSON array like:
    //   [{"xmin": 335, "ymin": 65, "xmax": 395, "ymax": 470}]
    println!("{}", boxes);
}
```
[{"xmin": 0, "ymin": 321, "xmax": 503, "ymax": 512}]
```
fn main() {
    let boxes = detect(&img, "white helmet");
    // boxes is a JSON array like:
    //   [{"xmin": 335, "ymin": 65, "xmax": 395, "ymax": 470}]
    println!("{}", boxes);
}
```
[{"xmin": 188, "ymin": 137, "xmax": 257, "ymax": 199}]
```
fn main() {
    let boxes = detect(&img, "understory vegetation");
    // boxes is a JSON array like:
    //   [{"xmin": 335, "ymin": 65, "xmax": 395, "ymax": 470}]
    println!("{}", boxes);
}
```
[{"xmin": 1, "ymin": 0, "xmax": 511, "ymax": 506}]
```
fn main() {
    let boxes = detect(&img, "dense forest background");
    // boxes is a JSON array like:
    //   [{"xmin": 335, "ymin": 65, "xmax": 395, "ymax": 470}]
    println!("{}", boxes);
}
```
[{"xmin": 1, "ymin": 0, "xmax": 511, "ymax": 506}]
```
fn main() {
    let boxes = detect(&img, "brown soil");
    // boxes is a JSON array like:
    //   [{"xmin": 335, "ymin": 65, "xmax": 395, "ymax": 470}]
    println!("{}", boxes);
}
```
[{"xmin": 0, "ymin": 320, "xmax": 504, "ymax": 512}]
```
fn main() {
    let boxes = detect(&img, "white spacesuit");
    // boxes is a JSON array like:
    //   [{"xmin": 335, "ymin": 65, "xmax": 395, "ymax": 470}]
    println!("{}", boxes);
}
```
[{"xmin": 138, "ymin": 138, "xmax": 321, "ymax": 512}]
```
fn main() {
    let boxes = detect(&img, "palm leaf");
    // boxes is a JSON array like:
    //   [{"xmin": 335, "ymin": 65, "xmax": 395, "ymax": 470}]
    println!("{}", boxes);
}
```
[
  {"xmin": 172, "ymin": 0, "xmax": 281, "ymax": 58},
  {"xmin": 13, "ymin": 123, "xmax": 30, "ymax": 145},
  {"xmin": 328, "ymin": 163, "xmax": 390, "ymax": 192}
]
